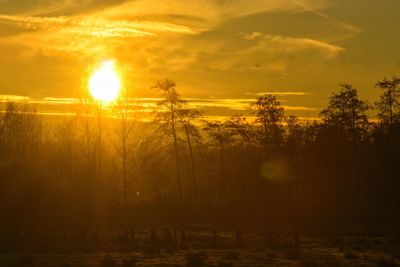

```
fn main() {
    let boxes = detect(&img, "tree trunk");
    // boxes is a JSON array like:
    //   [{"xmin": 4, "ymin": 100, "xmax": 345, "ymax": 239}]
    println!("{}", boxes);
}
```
[
  {"xmin": 122, "ymin": 138, "xmax": 127, "ymax": 202},
  {"xmin": 171, "ymin": 105, "xmax": 182, "ymax": 202},
  {"xmin": 184, "ymin": 127, "xmax": 196, "ymax": 200},
  {"xmin": 97, "ymin": 105, "xmax": 103, "ymax": 184}
]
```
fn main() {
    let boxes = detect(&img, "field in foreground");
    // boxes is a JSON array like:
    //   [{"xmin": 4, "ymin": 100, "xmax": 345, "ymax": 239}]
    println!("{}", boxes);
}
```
[{"xmin": 1, "ymin": 226, "xmax": 399, "ymax": 267}]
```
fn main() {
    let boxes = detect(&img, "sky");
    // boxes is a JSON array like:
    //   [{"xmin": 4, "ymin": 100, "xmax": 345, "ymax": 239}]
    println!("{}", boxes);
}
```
[{"xmin": 0, "ymin": 0, "xmax": 399, "ymax": 118}]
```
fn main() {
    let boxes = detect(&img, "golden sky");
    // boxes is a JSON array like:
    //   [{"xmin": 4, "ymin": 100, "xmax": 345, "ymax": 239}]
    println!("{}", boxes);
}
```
[{"xmin": 0, "ymin": 0, "xmax": 399, "ymax": 117}]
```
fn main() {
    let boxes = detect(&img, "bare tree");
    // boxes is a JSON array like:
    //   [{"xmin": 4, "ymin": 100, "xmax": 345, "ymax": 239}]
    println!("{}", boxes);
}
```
[
  {"xmin": 0, "ymin": 102, "xmax": 42, "ymax": 159},
  {"xmin": 76, "ymin": 91, "xmax": 107, "ymax": 190},
  {"xmin": 94, "ymin": 101, "xmax": 104, "ymax": 184},
  {"xmin": 153, "ymin": 79, "xmax": 185, "ymax": 202},
  {"xmin": 77, "ymin": 96, "xmax": 96, "ymax": 176},
  {"xmin": 114, "ymin": 88, "xmax": 135, "ymax": 202},
  {"xmin": 203, "ymin": 120, "xmax": 233, "ymax": 199},
  {"xmin": 225, "ymin": 115, "xmax": 254, "ymax": 147},
  {"xmin": 177, "ymin": 108, "xmax": 202, "ymax": 200}
]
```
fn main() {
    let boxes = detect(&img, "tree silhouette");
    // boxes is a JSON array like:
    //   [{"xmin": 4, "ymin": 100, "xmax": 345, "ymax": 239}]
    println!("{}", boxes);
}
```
[
  {"xmin": 251, "ymin": 95, "xmax": 285, "ymax": 155},
  {"xmin": 320, "ymin": 83, "xmax": 370, "ymax": 141},
  {"xmin": 203, "ymin": 120, "xmax": 233, "ymax": 200},
  {"xmin": 2, "ymin": 74, "xmax": 400, "ymax": 245},
  {"xmin": 375, "ymin": 76, "xmax": 400, "ymax": 125},
  {"xmin": 225, "ymin": 115, "xmax": 254, "ymax": 147},
  {"xmin": 153, "ymin": 79, "xmax": 185, "ymax": 202},
  {"xmin": 177, "ymin": 108, "xmax": 202, "ymax": 200},
  {"xmin": 0, "ymin": 102, "xmax": 42, "ymax": 160},
  {"xmin": 114, "ymin": 88, "xmax": 135, "ymax": 202},
  {"xmin": 77, "ymin": 96, "xmax": 97, "ymax": 181}
]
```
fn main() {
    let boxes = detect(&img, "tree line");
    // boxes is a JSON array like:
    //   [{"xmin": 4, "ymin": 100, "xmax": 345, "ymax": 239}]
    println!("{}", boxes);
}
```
[{"xmin": 0, "ymin": 76, "xmax": 400, "ymax": 228}]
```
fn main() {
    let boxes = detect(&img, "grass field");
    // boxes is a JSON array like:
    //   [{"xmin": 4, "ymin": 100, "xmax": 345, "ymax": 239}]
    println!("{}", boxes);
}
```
[{"xmin": 1, "ymin": 226, "xmax": 399, "ymax": 267}]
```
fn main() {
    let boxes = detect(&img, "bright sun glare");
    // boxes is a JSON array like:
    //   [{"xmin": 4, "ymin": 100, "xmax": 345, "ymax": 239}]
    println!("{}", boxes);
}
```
[{"xmin": 89, "ymin": 60, "xmax": 121, "ymax": 102}]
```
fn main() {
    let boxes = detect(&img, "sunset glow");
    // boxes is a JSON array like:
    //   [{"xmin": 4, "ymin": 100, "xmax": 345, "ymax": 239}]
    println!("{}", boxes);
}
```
[{"xmin": 0, "ymin": 1, "xmax": 400, "ymax": 264}]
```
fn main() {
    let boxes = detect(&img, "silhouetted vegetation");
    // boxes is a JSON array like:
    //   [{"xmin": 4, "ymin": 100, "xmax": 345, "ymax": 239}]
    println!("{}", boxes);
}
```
[{"xmin": 0, "ymin": 76, "xmax": 400, "ymax": 259}]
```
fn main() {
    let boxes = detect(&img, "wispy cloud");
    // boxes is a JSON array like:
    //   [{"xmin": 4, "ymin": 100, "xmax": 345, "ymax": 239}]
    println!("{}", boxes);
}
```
[
  {"xmin": 0, "ymin": 0, "xmax": 363, "ymax": 101},
  {"xmin": 204, "ymin": 32, "xmax": 345, "ymax": 73},
  {"xmin": 0, "ymin": 95, "xmax": 30, "ymax": 102},
  {"xmin": 0, "ymin": 14, "xmax": 199, "ymax": 43},
  {"xmin": 239, "ymin": 32, "xmax": 345, "ymax": 56},
  {"xmin": 0, "ymin": 14, "xmax": 198, "ymax": 35},
  {"xmin": 0, "ymin": 0, "xmax": 127, "ymax": 16},
  {"xmin": 0, "ymin": 13, "xmax": 200, "ymax": 56},
  {"xmin": 295, "ymin": 3, "xmax": 362, "ymax": 42},
  {"xmin": 0, "ymin": 0, "xmax": 339, "ymax": 57},
  {"xmin": 246, "ymin": 91, "xmax": 310, "ymax": 96},
  {"xmin": 0, "ymin": 95, "xmax": 316, "ymax": 116},
  {"xmin": 101, "ymin": 0, "xmax": 331, "ymax": 24}
]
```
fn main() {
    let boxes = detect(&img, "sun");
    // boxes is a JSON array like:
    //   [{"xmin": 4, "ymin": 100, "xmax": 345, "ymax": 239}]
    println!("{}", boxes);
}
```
[{"xmin": 89, "ymin": 60, "xmax": 121, "ymax": 102}]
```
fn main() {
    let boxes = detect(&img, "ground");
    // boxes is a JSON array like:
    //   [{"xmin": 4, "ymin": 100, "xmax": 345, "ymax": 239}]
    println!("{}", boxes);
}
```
[{"xmin": 0, "ymin": 226, "xmax": 399, "ymax": 266}]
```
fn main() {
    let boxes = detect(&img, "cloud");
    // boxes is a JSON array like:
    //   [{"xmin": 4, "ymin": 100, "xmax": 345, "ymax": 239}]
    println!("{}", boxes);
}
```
[
  {"xmin": 0, "ymin": 13, "xmax": 201, "ymax": 57},
  {"xmin": 166, "ymin": 97, "xmax": 316, "ymax": 112},
  {"xmin": 241, "ymin": 32, "xmax": 263, "ymax": 40},
  {"xmin": 0, "ymin": 95, "xmax": 316, "ymax": 117},
  {"xmin": 0, "ymin": 14, "xmax": 199, "ymax": 38},
  {"xmin": 102, "ymin": 0, "xmax": 331, "ymax": 24},
  {"xmin": 295, "ymin": 4, "xmax": 362, "ymax": 42},
  {"xmin": 0, "ymin": 95, "xmax": 30, "ymax": 102},
  {"xmin": 203, "ymin": 32, "xmax": 345, "ymax": 73},
  {"xmin": 0, "ymin": 14, "xmax": 199, "ymax": 35},
  {"xmin": 0, "ymin": 0, "xmax": 361, "ymax": 101},
  {"xmin": 0, "ymin": 0, "xmax": 352, "ymax": 66},
  {"xmin": 246, "ymin": 91, "xmax": 310, "ymax": 96},
  {"xmin": 0, "ymin": 0, "xmax": 128, "ymax": 16},
  {"xmin": 240, "ymin": 32, "xmax": 345, "ymax": 55},
  {"xmin": 104, "ymin": 30, "xmax": 346, "ymax": 76}
]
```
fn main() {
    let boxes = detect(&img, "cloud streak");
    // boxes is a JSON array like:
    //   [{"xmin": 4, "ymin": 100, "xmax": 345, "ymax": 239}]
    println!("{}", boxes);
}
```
[
  {"xmin": 0, "ymin": 95, "xmax": 316, "ymax": 116},
  {"xmin": 246, "ymin": 91, "xmax": 310, "ymax": 96},
  {"xmin": 101, "ymin": 0, "xmax": 332, "ymax": 24},
  {"xmin": 0, "ymin": 14, "xmax": 198, "ymax": 38},
  {"xmin": 0, "ymin": 12, "xmax": 201, "ymax": 57},
  {"xmin": 0, "ymin": 0, "xmax": 365, "ymax": 107},
  {"xmin": 240, "ymin": 32, "xmax": 345, "ymax": 56},
  {"xmin": 0, "ymin": 0, "xmax": 127, "ymax": 16},
  {"xmin": 204, "ymin": 32, "xmax": 345, "ymax": 74}
]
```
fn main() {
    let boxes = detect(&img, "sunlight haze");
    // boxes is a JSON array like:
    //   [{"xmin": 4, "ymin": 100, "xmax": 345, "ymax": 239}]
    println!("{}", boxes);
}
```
[{"xmin": 0, "ymin": 0, "xmax": 399, "ymax": 117}]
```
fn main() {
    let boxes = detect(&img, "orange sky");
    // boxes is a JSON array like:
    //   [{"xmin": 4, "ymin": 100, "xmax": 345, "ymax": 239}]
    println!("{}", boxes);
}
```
[{"xmin": 0, "ymin": 0, "xmax": 399, "ymax": 118}]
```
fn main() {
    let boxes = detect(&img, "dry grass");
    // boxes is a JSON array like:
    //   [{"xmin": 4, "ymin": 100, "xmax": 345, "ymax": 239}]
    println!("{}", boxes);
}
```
[{"xmin": 0, "ymin": 231, "xmax": 399, "ymax": 267}]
